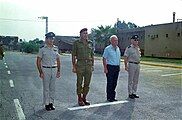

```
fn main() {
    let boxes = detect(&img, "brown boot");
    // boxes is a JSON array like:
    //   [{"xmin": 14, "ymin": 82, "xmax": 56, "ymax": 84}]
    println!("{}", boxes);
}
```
[
  {"xmin": 82, "ymin": 94, "xmax": 90, "ymax": 105},
  {"xmin": 78, "ymin": 94, "xmax": 85, "ymax": 106}
]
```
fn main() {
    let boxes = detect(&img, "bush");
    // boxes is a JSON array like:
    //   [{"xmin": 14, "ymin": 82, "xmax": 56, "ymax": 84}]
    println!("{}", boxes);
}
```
[{"xmin": 22, "ymin": 42, "xmax": 39, "ymax": 53}]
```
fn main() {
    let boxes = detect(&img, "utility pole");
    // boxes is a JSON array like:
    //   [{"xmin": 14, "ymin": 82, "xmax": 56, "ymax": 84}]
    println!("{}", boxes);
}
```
[{"xmin": 38, "ymin": 16, "xmax": 48, "ymax": 34}]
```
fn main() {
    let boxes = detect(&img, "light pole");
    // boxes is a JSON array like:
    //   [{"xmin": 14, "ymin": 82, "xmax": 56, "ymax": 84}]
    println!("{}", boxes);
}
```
[{"xmin": 38, "ymin": 16, "xmax": 48, "ymax": 34}]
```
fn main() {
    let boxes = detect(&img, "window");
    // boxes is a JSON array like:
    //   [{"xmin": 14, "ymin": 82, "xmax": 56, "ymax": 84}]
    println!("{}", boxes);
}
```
[
  {"xmin": 177, "ymin": 33, "xmax": 180, "ymax": 37},
  {"xmin": 156, "ymin": 34, "xmax": 158, "ymax": 38},
  {"xmin": 151, "ymin": 35, "xmax": 154, "ymax": 39},
  {"xmin": 166, "ymin": 34, "xmax": 168, "ymax": 38}
]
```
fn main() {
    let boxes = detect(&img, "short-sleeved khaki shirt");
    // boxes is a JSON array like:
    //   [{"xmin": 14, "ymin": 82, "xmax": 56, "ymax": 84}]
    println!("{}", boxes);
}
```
[
  {"xmin": 37, "ymin": 45, "xmax": 59, "ymax": 67},
  {"xmin": 124, "ymin": 44, "xmax": 141, "ymax": 62}
]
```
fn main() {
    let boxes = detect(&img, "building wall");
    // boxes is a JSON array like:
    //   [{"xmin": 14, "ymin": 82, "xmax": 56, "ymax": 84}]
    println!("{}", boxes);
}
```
[
  {"xmin": 55, "ymin": 36, "xmax": 78, "ymax": 53},
  {"xmin": 144, "ymin": 22, "xmax": 182, "ymax": 58}
]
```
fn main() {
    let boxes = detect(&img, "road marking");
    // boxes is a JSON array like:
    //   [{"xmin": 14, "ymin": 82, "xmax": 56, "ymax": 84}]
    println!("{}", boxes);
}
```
[
  {"xmin": 9, "ymin": 80, "xmax": 14, "ymax": 87},
  {"xmin": 14, "ymin": 99, "xmax": 26, "ymax": 120},
  {"xmin": 161, "ymin": 73, "xmax": 182, "ymax": 77},
  {"xmin": 7, "ymin": 70, "xmax": 11, "ymax": 74},
  {"xmin": 4, "ymin": 62, "xmax": 6, "ymax": 65},
  {"xmin": 5, "ymin": 65, "xmax": 8, "ymax": 68},
  {"xmin": 142, "ymin": 70, "xmax": 162, "ymax": 72},
  {"xmin": 68, "ymin": 100, "xmax": 128, "ymax": 111}
]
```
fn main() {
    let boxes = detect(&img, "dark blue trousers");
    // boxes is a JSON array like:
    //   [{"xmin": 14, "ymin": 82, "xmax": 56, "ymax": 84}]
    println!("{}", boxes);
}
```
[{"xmin": 106, "ymin": 64, "xmax": 120, "ymax": 100}]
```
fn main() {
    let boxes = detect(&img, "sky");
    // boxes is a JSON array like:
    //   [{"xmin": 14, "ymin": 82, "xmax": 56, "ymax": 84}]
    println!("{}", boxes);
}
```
[{"xmin": 0, "ymin": 0, "xmax": 182, "ymax": 41}]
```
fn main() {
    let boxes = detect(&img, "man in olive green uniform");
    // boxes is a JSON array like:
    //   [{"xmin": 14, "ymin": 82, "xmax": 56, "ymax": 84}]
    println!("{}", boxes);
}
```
[
  {"xmin": 124, "ymin": 35, "xmax": 141, "ymax": 99},
  {"xmin": 72, "ymin": 28, "xmax": 94, "ymax": 106}
]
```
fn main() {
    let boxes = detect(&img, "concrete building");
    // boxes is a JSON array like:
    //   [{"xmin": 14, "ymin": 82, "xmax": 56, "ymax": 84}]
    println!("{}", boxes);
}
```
[
  {"xmin": 54, "ymin": 36, "xmax": 78, "ymax": 53},
  {"xmin": 144, "ymin": 22, "xmax": 182, "ymax": 58}
]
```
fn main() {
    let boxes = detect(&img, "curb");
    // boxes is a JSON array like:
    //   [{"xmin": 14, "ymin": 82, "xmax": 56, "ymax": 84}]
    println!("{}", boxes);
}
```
[
  {"xmin": 140, "ymin": 62, "xmax": 182, "ymax": 69},
  {"xmin": 121, "ymin": 59, "xmax": 182, "ymax": 69},
  {"xmin": 64, "ymin": 55, "xmax": 182, "ymax": 69}
]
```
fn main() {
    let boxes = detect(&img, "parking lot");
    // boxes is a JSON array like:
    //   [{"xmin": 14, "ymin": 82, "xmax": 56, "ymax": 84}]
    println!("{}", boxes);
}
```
[{"xmin": 0, "ymin": 52, "xmax": 181, "ymax": 120}]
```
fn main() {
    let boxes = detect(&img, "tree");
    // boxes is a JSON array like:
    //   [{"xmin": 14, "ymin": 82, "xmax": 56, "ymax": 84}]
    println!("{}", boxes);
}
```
[
  {"xmin": 91, "ymin": 25, "xmax": 117, "ymax": 45},
  {"xmin": 90, "ymin": 25, "xmax": 117, "ymax": 53},
  {"xmin": 114, "ymin": 18, "xmax": 139, "ymax": 29},
  {"xmin": 20, "ymin": 38, "xmax": 43, "ymax": 53}
]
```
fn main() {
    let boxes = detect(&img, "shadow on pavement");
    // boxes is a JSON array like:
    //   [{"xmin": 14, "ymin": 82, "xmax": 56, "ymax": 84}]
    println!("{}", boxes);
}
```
[{"xmin": 108, "ymin": 98, "xmax": 135, "ymax": 120}]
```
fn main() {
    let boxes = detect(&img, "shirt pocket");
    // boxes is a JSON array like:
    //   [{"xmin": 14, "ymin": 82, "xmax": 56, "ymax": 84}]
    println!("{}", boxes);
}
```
[
  {"xmin": 52, "ymin": 51, "xmax": 58, "ymax": 60},
  {"xmin": 42, "ymin": 51, "xmax": 48, "ymax": 59},
  {"xmin": 77, "ymin": 46, "xmax": 84, "ymax": 56},
  {"xmin": 130, "ymin": 51, "xmax": 135, "ymax": 56}
]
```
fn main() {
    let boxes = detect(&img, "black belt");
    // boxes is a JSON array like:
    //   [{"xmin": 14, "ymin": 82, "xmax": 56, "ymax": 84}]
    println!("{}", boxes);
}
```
[
  {"xmin": 107, "ymin": 64, "xmax": 120, "ymax": 67},
  {"xmin": 42, "ymin": 66, "xmax": 57, "ymax": 68},
  {"xmin": 129, "ymin": 61, "xmax": 140, "ymax": 64}
]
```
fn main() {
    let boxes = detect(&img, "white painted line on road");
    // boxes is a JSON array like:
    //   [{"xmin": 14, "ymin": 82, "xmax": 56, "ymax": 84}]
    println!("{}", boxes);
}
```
[
  {"xmin": 9, "ymin": 80, "xmax": 14, "ymax": 87},
  {"xmin": 5, "ymin": 65, "xmax": 8, "ymax": 68},
  {"xmin": 68, "ymin": 100, "xmax": 128, "ymax": 111},
  {"xmin": 4, "ymin": 62, "xmax": 6, "ymax": 65},
  {"xmin": 161, "ymin": 73, "xmax": 182, "ymax": 77},
  {"xmin": 7, "ymin": 70, "xmax": 11, "ymax": 74},
  {"xmin": 14, "ymin": 99, "xmax": 26, "ymax": 120}
]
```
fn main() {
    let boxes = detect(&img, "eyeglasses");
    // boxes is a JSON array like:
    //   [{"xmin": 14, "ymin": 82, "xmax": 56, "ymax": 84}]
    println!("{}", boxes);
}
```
[
  {"xmin": 134, "ymin": 39, "xmax": 139, "ymax": 41},
  {"xmin": 47, "ymin": 37, "xmax": 55, "ymax": 40}
]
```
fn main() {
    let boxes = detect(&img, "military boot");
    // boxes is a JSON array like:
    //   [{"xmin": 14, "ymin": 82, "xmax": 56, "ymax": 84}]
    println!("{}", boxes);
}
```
[
  {"xmin": 82, "ymin": 94, "xmax": 90, "ymax": 105},
  {"xmin": 78, "ymin": 94, "xmax": 85, "ymax": 106}
]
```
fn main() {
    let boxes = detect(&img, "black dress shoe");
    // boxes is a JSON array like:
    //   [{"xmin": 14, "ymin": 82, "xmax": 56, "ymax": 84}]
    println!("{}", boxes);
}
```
[
  {"xmin": 83, "ymin": 101, "xmax": 90, "ymax": 105},
  {"xmin": 132, "ymin": 94, "xmax": 139, "ymax": 98},
  {"xmin": 113, "ymin": 99, "xmax": 118, "ymax": 101},
  {"xmin": 129, "ymin": 94, "xmax": 135, "ymax": 99},
  {"xmin": 107, "ymin": 99, "xmax": 114, "ymax": 102},
  {"xmin": 45, "ymin": 105, "xmax": 51, "ymax": 111},
  {"xmin": 49, "ymin": 103, "xmax": 55, "ymax": 110}
]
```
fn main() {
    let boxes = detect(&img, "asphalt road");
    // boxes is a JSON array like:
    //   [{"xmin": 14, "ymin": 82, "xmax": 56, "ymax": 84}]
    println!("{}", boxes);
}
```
[{"xmin": 0, "ymin": 52, "xmax": 181, "ymax": 120}]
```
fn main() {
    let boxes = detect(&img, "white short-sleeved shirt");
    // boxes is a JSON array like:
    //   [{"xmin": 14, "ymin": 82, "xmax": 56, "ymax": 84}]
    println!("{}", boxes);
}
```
[
  {"xmin": 37, "ymin": 45, "xmax": 59, "ymax": 67},
  {"xmin": 103, "ymin": 44, "xmax": 121, "ymax": 66}
]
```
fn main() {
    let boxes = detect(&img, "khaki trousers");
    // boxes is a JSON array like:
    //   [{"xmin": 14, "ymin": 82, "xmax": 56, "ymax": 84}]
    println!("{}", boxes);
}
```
[
  {"xmin": 128, "ymin": 63, "xmax": 140, "ymax": 94},
  {"xmin": 42, "ymin": 67, "xmax": 57, "ymax": 105}
]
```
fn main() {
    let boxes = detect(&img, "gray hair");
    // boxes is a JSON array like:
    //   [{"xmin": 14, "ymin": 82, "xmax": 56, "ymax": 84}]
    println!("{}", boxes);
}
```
[{"xmin": 110, "ymin": 35, "xmax": 118, "ymax": 41}]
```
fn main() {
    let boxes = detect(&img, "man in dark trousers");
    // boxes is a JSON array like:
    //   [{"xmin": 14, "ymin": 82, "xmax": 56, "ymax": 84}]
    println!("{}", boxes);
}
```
[{"xmin": 103, "ymin": 35, "xmax": 121, "ymax": 102}]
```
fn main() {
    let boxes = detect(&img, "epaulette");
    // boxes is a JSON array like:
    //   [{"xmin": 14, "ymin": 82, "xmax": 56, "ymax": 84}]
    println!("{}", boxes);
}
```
[
  {"xmin": 53, "ymin": 45, "xmax": 58, "ymax": 48},
  {"xmin": 88, "ymin": 40, "xmax": 93, "ymax": 44},
  {"xmin": 74, "ymin": 40, "xmax": 80, "ymax": 44}
]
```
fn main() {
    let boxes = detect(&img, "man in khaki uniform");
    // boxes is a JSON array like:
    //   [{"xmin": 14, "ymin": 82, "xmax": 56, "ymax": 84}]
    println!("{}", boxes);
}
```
[
  {"xmin": 36, "ymin": 32, "xmax": 61, "ymax": 111},
  {"xmin": 72, "ymin": 28, "xmax": 94, "ymax": 106},
  {"xmin": 124, "ymin": 35, "xmax": 141, "ymax": 99}
]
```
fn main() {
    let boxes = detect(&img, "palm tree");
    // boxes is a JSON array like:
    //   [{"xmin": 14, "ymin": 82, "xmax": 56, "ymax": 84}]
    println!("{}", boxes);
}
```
[{"xmin": 90, "ymin": 25, "xmax": 117, "ymax": 53}]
